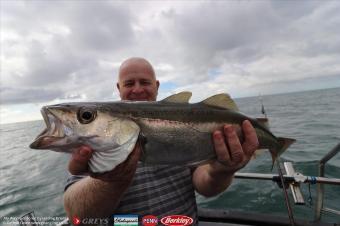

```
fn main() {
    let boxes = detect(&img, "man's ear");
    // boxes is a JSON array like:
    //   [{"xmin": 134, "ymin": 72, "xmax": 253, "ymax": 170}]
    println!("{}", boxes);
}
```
[
  {"xmin": 156, "ymin": 80, "xmax": 160, "ymax": 89},
  {"xmin": 116, "ymin": 83, "xmax": 120, "ymax": 91}
]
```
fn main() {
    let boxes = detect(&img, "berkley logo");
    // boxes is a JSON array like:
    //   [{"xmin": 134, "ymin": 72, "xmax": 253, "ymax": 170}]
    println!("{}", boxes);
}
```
[{"xmin": 160, "ymin": 215, "xmax": 193, "ymax": 226}]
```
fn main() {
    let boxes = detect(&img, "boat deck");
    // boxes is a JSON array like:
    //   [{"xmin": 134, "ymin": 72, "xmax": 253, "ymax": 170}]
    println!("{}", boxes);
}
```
[{"xmin": 198, "ymin": 208, "xmax": 337, "ymax": 226}]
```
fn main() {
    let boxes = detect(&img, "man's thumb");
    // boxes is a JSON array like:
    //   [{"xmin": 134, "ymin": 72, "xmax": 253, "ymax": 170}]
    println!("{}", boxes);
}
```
[{"xmin": 68, "ymin": 146, "xmax": 93, "ymax": 174}]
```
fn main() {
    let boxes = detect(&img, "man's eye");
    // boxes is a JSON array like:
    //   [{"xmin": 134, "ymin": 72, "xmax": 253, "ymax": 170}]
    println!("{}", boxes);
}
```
[
  {"xmin": 141, "ymin": 81, "xmax": 151, "ymax": 85},
  {"xmin": 124, "ymin": 82, "xmax": 134, "ymax": 87}
]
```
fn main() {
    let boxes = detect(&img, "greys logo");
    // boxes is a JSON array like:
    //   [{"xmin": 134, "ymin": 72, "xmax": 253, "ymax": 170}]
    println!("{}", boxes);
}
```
[{"xmin": 73, "ymin": 216, "xmax": 109, "ymax": 225}]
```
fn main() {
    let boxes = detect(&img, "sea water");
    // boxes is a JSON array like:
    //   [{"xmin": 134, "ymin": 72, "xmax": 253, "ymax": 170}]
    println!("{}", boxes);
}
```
[{"xmin": 1, "ymin": 88, "xmax": 339, "ymax": 224}]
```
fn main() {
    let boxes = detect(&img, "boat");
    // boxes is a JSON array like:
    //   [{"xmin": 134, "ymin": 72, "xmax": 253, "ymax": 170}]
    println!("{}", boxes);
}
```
[{"xmin": 18, "ymin": 142, "xmax": 340, "ymax": 226}]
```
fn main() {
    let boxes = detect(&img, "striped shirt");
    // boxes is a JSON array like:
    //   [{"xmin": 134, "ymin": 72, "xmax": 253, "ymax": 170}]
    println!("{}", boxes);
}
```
[{"xmin": 65, "ymin": 162, "xmax": 198, "ymax": 225}]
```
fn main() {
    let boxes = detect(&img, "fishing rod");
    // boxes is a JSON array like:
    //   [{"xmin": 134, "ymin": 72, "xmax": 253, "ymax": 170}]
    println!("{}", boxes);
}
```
[
  {"xmin": 277, "ymin": 160, "xmax": 295, "ymax": 226},
  {"xmin": 259, "ymin": 93, "xmax": 267, "ymax": 119}
]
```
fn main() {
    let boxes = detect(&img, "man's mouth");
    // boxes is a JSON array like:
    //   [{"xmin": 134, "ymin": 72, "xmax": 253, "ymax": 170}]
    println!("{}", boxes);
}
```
[{"xmin": 128, "ymin": 95, "xmax": 150, "ymax": 101}]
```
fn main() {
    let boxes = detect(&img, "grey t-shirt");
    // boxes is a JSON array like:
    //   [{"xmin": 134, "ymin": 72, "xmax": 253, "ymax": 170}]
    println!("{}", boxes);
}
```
[{"xmin": 65, "ymin": 162, "xmax": 198, "ymax": 225}]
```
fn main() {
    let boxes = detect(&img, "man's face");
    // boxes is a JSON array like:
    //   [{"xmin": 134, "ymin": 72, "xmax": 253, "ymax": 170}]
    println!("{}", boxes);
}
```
[{"xmin": 117, "ymin": 61, "xmax": 159, "ymax": 101}]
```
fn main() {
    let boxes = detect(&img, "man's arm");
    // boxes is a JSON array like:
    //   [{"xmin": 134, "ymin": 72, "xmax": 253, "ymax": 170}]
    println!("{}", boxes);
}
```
[
  {"xmin": 193, "ymin": 120, "xmax": 259, "ymax": 197},
  {"xmin": 63, "ymin": 145, "xmax": 140, "ymax": 220}
]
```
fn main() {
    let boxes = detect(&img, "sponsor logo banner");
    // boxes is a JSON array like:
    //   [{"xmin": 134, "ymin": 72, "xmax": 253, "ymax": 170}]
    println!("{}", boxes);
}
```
[
  {"xmin": 72, "ymin": 216, "xmax": 109, "ymax": 225},
  {"xmin": 72, "ymin": 216, "xmax": 81, "ymax": 225},
  {"xmin": 142, "ymin": 215, "xmax": 158, "ymax": 226},
  {"xmin": 160, "ymin": 215, "xmax": 193, "ymax": 226},
  {"xmin": 113, "ymin": 214, "xmax": 138, "ymax": 226}
]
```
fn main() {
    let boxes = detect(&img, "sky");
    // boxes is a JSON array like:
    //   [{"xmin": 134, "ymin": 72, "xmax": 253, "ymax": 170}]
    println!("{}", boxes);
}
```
[{"xmin": 1, "ymin": 0, "xmax": 340, "ymax": 124}]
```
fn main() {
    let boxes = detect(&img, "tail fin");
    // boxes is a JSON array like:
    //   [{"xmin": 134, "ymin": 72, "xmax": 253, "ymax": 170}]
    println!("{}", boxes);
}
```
[{"xmin": 270, "ymin": 137, "xmax": 296, "ymax": 170}]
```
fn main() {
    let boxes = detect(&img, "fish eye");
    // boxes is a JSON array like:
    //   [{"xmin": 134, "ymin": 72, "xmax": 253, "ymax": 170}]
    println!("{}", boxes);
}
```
[{"xmin": 77, "ymin": 107, "xmax": 97, "ymax": 124}]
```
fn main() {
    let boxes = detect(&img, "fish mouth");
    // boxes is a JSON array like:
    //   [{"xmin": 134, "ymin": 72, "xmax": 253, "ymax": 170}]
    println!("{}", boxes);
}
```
[{"xmin": 29, "ymin": 106, "xmax": 66, "ymax": 149}]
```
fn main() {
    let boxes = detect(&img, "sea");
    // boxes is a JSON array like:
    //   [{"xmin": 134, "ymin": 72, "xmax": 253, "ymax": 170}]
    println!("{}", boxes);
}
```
[{"xmin": 1, "ymin": 87, "xmax": 340, "ymax": 225}]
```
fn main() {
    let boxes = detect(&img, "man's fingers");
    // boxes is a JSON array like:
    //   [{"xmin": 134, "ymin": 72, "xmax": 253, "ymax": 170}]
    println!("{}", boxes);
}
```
[
  {"xmin": 68, "ymin": 146, "xmax": 93, "ymax": 175},
  {"xmin": 224, "ymin": 125, "xmax": 243, "ymax": 163},
  {"xmin": 241, "ymin": 120, "xmax": 259, "ymax": 156},
  {"xmin": 213, "ymin": 130, "xmax": 231, "ymax": 164}
]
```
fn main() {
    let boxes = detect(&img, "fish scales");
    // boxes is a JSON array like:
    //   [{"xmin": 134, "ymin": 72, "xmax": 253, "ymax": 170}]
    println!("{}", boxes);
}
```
[{"xmin": 30, "ymin": 92, "xmax": 295, "ymax": 173}]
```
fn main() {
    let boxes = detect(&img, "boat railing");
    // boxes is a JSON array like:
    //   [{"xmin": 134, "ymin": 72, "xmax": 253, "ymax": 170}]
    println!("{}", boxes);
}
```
[
  {"xmin": 315, "ymin": 142, "xmax": 340, "ymax": 221},
  {"xmin": 234, "ymin": 142, "xmax": 340, "ymax": 224}
]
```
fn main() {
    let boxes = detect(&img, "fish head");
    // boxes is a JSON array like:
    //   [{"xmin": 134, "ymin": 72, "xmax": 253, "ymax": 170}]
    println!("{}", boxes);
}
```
[{"xmin": 29, "ymin": 103, "xmax": 140, "ymax": 153}]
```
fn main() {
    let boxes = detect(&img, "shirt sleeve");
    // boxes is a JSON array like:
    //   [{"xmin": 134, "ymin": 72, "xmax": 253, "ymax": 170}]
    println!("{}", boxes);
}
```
[{"xmin": 64, "ymin": 174, "xmax": 88, "ymax": 192}]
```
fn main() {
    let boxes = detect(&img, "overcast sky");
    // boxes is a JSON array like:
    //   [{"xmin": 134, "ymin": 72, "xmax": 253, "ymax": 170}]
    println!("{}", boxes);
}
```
[{"xmin": 1, "ymin": 0, "xmax": 340, "ymax": 124}]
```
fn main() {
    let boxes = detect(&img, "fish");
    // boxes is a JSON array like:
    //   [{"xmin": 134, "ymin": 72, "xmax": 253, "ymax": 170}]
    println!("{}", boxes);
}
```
[{"xmin": 29, "ymin": 92, "xmax": 295, "ymax": 173}]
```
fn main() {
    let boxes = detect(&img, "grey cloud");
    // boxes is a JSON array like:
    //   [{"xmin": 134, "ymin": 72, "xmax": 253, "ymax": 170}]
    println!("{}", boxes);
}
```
[
  {"xmin": 270, "ymin": 0, "xmax": 321, "ymax": 19},
  {"xmin": 0, "ymin": 86, "xmax": 63, "ymax": 104},
  {"xmin": 1, "ymin": 1, "xmax": 340, "ymax": 106},
  {"xmin": 63, "ymin": 65, "xmax": 118, "ymax": 101},
  {"xmin": 2, "ymin": 1, "xmax": 135, "ymax": 104},
  {"xmin": 155, "ymin": 2, "xmax": 287, "ymax": 84},
  {"xmin": 157, "ymin": 1, "xmax": 340, "ymax": 88},
  {"xmin": 20, "ymin": 39, "xmax": 81, "ymax": 86},
  {"xmin": 161, "ymin": 1, "xmax": 336, "ymax": 64},
  {"xmin": 66, "ymin": 2, "xmax": 135, "ymax": 51},
  {"xmin": 169, "ymin": 2, "xmax": 281, "ymax": 53},
  {"xmin": 3, "ymin": 1, "xmax": 135, "ymax": 50}
]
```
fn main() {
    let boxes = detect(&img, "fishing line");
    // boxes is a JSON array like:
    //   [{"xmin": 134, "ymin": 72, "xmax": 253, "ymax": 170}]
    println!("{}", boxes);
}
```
[{"xmin": 308, "ymin": 182, "xmax": 313, "ymax": 207}]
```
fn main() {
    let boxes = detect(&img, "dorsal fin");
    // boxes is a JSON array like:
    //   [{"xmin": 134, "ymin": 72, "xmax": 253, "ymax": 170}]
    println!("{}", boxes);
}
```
[
  {"xmin": 161, "ymin": 91, "xmax": 192, "ymax": 103},
  {"xmin": 200, "ymin": 93, "xmax": 239, "ymax": 111}
]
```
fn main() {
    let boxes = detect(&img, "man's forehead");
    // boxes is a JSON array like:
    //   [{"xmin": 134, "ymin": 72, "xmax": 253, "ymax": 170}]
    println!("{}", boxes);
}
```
[
  {"xmin": 119, "ymin": 61, "xmax": 155, "ymax": 81},
  {"xmin": 120, "ymin": 58, "xmax": 153, "ymax": 71},
  {"xmin": 121, "ymin": 77, "xmax": 152, "ymax": 82},
  {"xmin": 119, "ymin": 70, "xmax": 154, "ymax": 79}
]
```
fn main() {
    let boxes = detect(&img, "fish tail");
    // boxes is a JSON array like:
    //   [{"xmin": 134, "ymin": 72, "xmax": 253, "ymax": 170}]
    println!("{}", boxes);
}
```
[{"xmin": 270, "ymin": 137, "xmax": 296, "ymax": 170}]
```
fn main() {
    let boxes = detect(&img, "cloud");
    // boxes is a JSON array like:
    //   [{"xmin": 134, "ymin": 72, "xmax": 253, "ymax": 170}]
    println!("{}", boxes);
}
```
[
  {"xmin": 66, "ymin": 2, "xmax": 135, "ymax": 52},
  {"xmin": 0, "ymin": 86, "xmax": 62, "ymax": 104},
  {"xmin": 1, "ymin": 1, "xmax": 134, "ymax": 103},
  {"xmin": 1, "ymin": 0, "xmax": 340, "ymax": 109}
]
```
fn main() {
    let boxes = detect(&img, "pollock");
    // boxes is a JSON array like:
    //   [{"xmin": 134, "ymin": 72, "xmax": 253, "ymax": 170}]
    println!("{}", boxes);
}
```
[{"xmin": 30, "ymin": 92, "xmax": 295, "ymax": 173}]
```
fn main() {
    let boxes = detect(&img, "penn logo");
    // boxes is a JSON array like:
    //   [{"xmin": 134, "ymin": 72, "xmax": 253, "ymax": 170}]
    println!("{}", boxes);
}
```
[
  {"xmin": 142, "ymin": 215, "xmax": 158, "ymax": 226},
  {"xmin": 160, "ymin": 215, "xmax": 193, "ymax": 226}
]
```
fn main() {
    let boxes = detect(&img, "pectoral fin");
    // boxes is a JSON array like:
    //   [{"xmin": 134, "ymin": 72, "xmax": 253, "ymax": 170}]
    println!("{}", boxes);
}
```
[{"xmin": 88, "ymin": 118, "xmax": 141, "ymax": 173}]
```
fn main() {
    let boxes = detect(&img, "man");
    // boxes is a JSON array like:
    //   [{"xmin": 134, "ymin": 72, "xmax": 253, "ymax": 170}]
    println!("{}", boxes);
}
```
[{"xmin": 64, "ymin": 57, "xmax": 259, "ymax": 224}]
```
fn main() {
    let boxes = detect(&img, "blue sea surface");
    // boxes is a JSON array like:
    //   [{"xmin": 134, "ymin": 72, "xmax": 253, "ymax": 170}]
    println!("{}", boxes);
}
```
[{"xmin": 1, "ymin": 88, "xmax": 339, "ymax": 224}]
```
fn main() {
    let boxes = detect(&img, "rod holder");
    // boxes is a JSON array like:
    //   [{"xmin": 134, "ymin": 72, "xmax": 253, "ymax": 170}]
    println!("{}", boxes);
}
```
[{"xmin": 284, "ymin": 162, "xmax": 305, "ymax": 205}]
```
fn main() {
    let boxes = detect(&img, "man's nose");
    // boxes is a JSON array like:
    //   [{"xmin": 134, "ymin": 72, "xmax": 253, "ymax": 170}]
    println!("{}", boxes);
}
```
[{"xmin": 131, "ymin": 83, "xmax": 144, "ymax": 93}]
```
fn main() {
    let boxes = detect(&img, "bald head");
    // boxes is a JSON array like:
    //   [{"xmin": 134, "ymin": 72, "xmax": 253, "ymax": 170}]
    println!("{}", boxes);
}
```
[
  {"xmin": 119, "ymin": 57, "xmax": 156, "ymax": 81},
  {"xmin": 117, "ymin": 57, "xmax": 159, "ymax": 101}
]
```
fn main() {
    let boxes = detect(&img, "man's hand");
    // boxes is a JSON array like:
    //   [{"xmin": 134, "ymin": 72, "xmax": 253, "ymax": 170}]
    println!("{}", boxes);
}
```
[
  {"xmin": 211, "ymin": 120, "xmax": 259, "ymax": 175},
  {"xmin": 192, "ymin": 120, "xmax": 259, "ymax": 197},
  {"xmin": 68, "ymin": 144, "xmax": 141, "ymax": 182},
  {"xmin": 68, "ymin": 146, "xmax": 93, "ymax": 175},
  {"xmin": 64, "ymin": 145, "xmax": 141, "ymax": 220}
]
